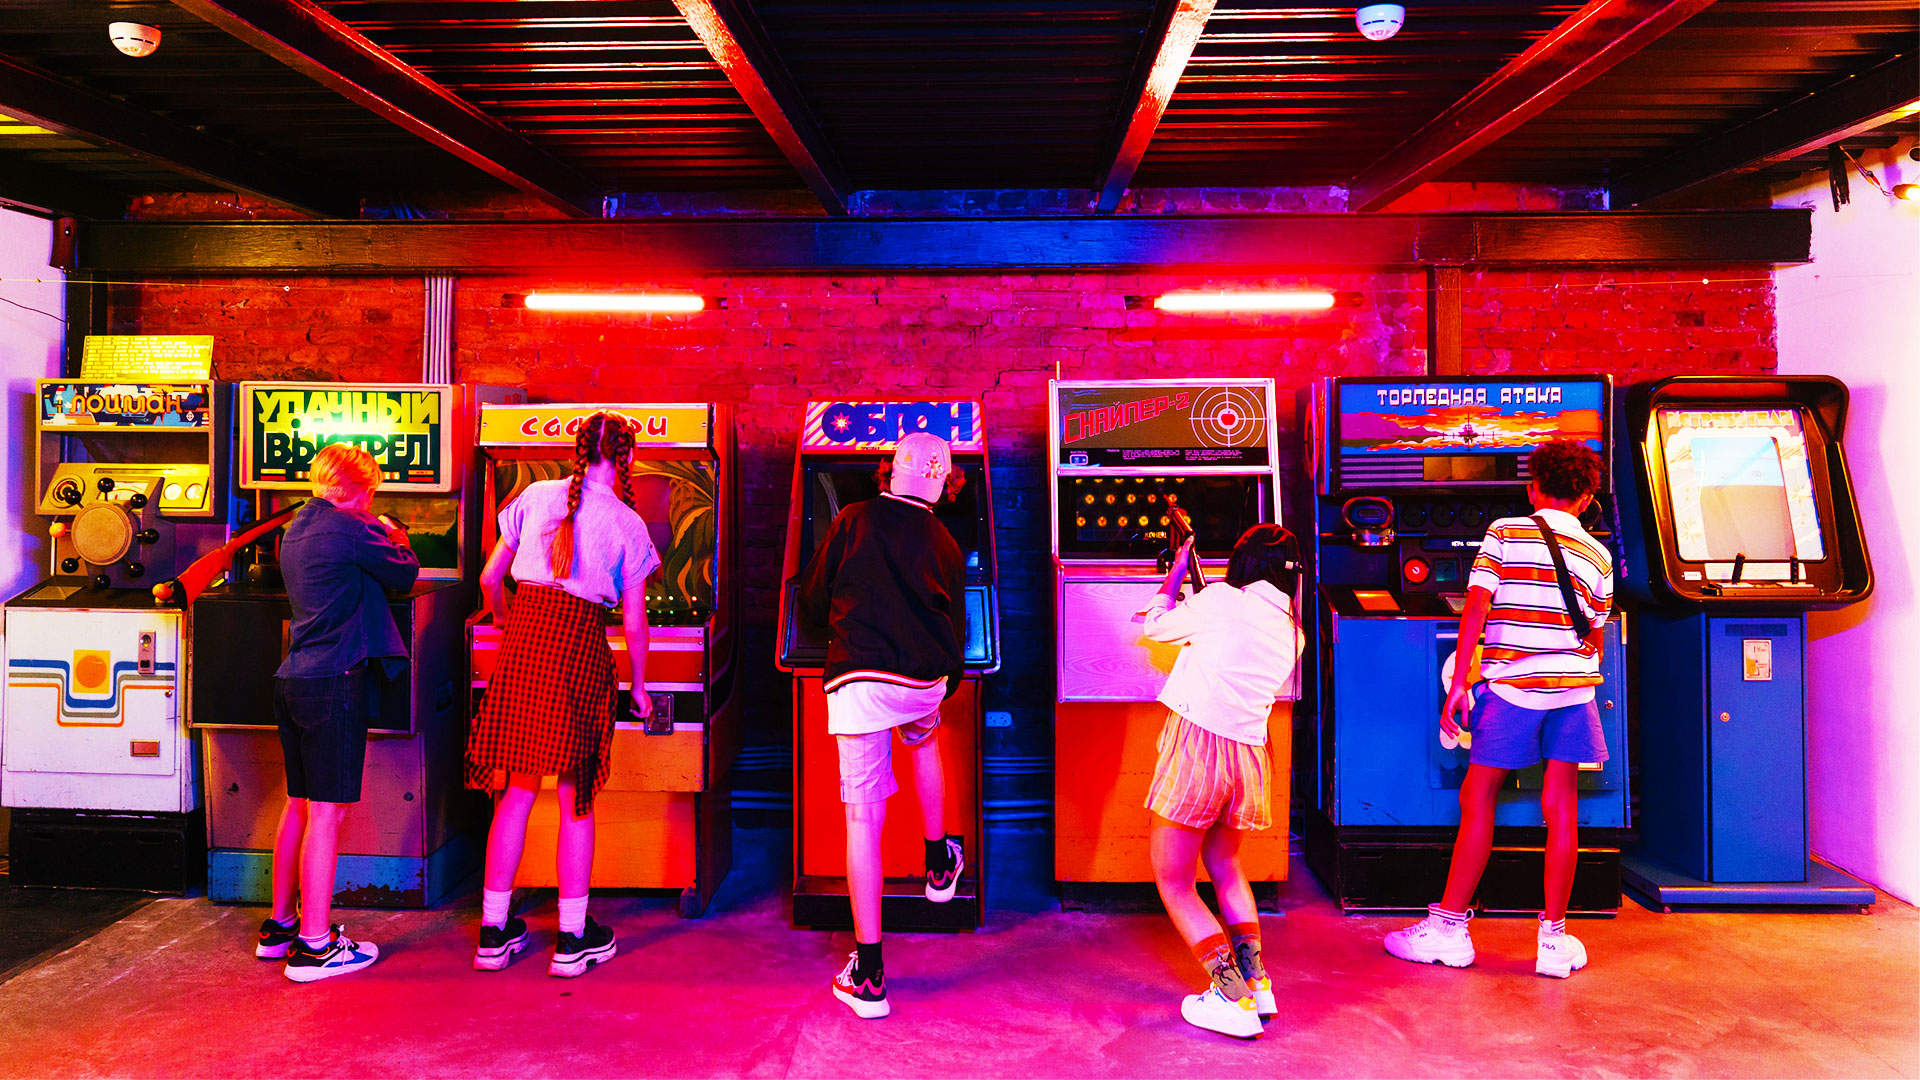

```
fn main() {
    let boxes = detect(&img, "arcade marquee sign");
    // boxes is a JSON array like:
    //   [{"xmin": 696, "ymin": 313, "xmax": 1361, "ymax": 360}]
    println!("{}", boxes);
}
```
[
  {"xmin": 479, "ymin": 403, "xmax": 711, "ymax": 447},
  {"xmin": 1054, "ymin": 382, "xmax": 1272, "ymax": 468},
  {"xmin": 801, "ymin": 400, "xmax": 985, "ymax": 452},
  {"xmin": 38, "ymin": 381, "xmax": 214, "ymax": 430},
  {"xmin": 239, "ymin": 382, "xmax": 457, "ymax": 492}
]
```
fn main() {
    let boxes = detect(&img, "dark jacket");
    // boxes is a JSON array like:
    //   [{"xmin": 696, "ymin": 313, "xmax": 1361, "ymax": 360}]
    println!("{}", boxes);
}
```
[
  {"xmin": 276, "ymin": 498, "xmax": 421, "ymax": 679},
  {"xmin": 797, "ymin": 493, "xmax": 967, "ymax": 697}
]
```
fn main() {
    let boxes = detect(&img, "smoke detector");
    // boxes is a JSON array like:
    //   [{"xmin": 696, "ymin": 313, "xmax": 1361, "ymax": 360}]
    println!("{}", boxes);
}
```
[
  {"xmin": 109, "ymin": 22, "xmax": 161, "ymax": 58},
  {"xmin": 1356, "ymin": 4, "xmax": 1405, "ymax": 41}
]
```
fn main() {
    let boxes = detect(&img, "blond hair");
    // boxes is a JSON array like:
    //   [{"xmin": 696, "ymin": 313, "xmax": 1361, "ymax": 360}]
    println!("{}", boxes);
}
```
[{"xmin": 311, "ymin": 443, "xmax": 383, "ymax": 503}]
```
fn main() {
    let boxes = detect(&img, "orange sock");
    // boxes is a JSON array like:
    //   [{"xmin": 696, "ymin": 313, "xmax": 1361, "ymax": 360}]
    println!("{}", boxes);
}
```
[
  {"xmin": 1188, "ymin": 932, "xmax": 1247, "ymax": 999},
  {"xmin": 1228, "ymin": 921, "xmax": 1265, "ymax": 981}
]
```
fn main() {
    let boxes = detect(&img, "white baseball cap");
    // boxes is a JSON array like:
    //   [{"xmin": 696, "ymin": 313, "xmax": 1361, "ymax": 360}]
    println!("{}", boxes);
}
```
[{"xmin": 890, "ymin": 432, "xmax": 952, "ymax": 503}]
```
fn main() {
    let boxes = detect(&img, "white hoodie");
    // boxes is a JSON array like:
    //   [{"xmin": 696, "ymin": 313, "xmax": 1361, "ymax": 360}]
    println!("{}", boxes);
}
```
[{"xmin": 1142, "ymin": 580, "xmax": 1302, "ymax": 746}]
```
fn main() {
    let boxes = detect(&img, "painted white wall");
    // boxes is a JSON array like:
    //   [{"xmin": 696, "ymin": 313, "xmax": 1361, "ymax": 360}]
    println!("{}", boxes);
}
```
[{"xmin": 1772, "ymin": 137, "xmax": 1920, "ymax": 903}]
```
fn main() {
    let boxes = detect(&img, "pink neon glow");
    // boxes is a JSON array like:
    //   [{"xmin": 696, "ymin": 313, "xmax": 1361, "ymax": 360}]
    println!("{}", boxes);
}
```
[
  {"xmin": 1153, "ymin": 290, "xmax": 1336, "ymax": 313},
  {"xmin": 524, "ymin": 292, "xmax": 705, "ymax": 313}
]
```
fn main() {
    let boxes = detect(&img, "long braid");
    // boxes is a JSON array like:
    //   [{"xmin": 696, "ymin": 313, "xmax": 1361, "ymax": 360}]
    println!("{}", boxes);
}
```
[
  {"xmin": 548, "ymin": 412, "xmax": 605, "ymax": 578},
  {"xmin": 610, "ymin": 418, "xmax": 637, "ymax": 510}
]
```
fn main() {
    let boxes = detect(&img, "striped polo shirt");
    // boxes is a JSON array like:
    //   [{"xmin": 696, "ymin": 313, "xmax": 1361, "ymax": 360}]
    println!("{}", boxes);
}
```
[{"xmin": 1467, "ymin": 507, "xmax": 1614, "ymax": 709}]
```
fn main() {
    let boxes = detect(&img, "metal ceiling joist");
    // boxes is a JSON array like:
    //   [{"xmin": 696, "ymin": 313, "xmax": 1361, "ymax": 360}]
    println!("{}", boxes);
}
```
[
  {"xmin": 1613, "ymin": 53, "xmax": 1920, "ymax": 207},
  {"xmin": 170, "ymin": 0, "xmax": 602, "ymax": 218},
  {"xmin": 673, "ymin": 0, "xmax": 851, "ymax": 216},
  {"xmin": 0, "ymin": 158, "xmax": 131, "ymax": 221},
  {"xmin": 1348, "ymin": 0, "xmax": 1718, "ymax": 211},
  {"xmin": 76, "ymin": 211, "xmax": 1811, "ymax": 274},
  {"xmin": 0, "ymin": 54, "xmax": 355, "ymax": 219},
  {"xmin": 1093, "ymin": 0, "xmax": 1216, "ymax": 214}
]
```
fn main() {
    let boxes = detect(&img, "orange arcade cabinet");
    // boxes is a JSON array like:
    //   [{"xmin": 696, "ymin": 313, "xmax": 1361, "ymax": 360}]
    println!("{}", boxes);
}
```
[
  {"xmin": 468, "ymin": 402, "xmax": 740, "ymax": 917},
  {"xmin": 777, "ymin": 400, "xmax": 999, "ymax": 930},
  {"xmin": 1050, "ymin": 379, "xmax": 1295, "ymax": 908}
]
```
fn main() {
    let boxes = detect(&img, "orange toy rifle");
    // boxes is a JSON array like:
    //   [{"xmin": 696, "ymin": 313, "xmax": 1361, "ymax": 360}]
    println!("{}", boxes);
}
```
[{"xmin": 151, "ymin": 501, "xmax": 304, "ymax": 607}]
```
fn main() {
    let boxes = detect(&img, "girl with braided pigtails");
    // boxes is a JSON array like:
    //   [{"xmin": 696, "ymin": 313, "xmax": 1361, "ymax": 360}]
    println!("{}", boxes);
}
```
[{"xmin": 466, "ymin": 410, "xmax": 661, "ymax": 978}]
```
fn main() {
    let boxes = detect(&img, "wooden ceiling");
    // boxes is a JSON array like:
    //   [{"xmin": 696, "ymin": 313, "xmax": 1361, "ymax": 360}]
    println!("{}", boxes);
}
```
[{"xmin": 0, "ymin": 0, "xmax": 1912, "ymax": 218}]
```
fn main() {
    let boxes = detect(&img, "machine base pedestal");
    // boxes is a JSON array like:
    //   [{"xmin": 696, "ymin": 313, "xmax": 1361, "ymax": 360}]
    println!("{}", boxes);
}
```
[
  {"xmin": 8, "ymin": 809, "xmax": 206, "ymax": 894},
  {"xmin": 1058, "ymin": 880, "xmax": 1281, "ymax": 915},
  {"xmin": 1305, "ymin": 816, "xmax": 1621, "ymax": 914},
  {"xmin": 1621, "ymin": 849, "xmax": 1875, "ymax": 911},
  {"xmin": 793, "ymin": 873, "xmax": 982, "ymax": 931},
  {"xmin": 206, "ymin": 830, "xmax": 480, "ymax": 909}
]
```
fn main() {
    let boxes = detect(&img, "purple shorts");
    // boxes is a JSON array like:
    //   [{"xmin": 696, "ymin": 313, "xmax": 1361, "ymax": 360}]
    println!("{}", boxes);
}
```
[{"xmin": 1466, "ymin": 687, "xmax": 1608, "ymax": 770}]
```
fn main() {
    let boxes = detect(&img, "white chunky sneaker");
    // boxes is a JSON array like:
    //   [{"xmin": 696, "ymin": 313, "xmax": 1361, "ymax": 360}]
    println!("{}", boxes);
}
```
[
  {"xmin": 1535, "ymin": 919, "xmax": 1588, "ymax": 979},
  {"xmin": 1383, "ymin": 908, "xmax": 1476, "ymax": 968},
  {"xmin": 1180, "ymin": 986, "xmax": 1263, "ymax": 1039}
]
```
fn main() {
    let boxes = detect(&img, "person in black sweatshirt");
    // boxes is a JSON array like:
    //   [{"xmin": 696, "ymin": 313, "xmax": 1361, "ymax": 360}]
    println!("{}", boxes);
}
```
[{"xmin": 797, "ymin": 431, "xmax": 968, "ymax": 1019}]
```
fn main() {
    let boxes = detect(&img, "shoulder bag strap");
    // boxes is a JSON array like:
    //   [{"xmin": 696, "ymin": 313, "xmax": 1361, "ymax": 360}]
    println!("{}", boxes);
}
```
[{"xmin": 1531, "ymin": 514, "xmax": 1594, "ymax": 641}]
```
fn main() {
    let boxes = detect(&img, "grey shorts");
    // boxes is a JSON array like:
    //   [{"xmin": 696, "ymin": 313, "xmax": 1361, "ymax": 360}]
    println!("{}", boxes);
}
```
[
  {"xmin": 836, "ymin": 713, "xmax": 941, "ymax": 804},
  {"xmin": 1466, "ymin": 687, "xmax": 1608, "ymax": 771}
]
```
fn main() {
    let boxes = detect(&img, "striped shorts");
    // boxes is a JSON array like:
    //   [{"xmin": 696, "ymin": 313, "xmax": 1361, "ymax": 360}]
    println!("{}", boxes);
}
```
[{"xmin": 1145, "ymin": 712, "xmax": 1273, "ymax": 831}]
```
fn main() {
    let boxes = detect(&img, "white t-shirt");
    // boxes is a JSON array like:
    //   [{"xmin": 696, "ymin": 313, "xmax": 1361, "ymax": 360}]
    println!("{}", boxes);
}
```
[
  {"xmin": 826, "ymin": 677, "xmax": 949, "ymax": 736},
  {"xmin": 500, "ymin": 477, "xmax": 660, "ymax": 608},
  {"xmin": 1142, "ymin": 580, "xmax": 1302, "ymax": 746}
]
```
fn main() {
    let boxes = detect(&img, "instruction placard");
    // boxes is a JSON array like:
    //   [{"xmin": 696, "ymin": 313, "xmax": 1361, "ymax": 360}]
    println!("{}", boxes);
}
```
[
  {"xmin": 1742, "ymin": 638, "xmax": 1774, "ymax": 681},
  {"xmin": 80, "ymin": 335, "xmax": 214, "ymax": 380}
]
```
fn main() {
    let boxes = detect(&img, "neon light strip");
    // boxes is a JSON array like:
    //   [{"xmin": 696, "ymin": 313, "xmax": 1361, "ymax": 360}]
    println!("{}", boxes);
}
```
[
  {"xmin": 1153, "ymin": 291, "xmax": 1336, "ymax": 313},
  {"xmin": 524, "ymin": 292, "xmax": 705, "ymax": 313}
]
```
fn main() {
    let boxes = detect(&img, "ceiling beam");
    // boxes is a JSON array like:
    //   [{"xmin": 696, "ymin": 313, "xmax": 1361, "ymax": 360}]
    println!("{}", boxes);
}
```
[
  {"xmin": 1348, "ymin": 0, "xmax": 1717, "ymax": 212},
  {"xmin": 76, "ymin": 211, "xmax": 1811, "ymax": 274},
  {"xmin": 170, "ymin": 0, "xmax": 601, "ymax": 218},
  {"xmin": 1613, "ymin": 54, "xmax": 1920, "ymax": 207},
  {"xmin": 672, "ymin": 0, "xmax": 850, "ymax": 216},
  {"xmin": 1093, "ymin": 0, "xmax": 1216, "ymax": 214},
  {"xmin": 0, "ymin": 54, "xmax": 355, "ymax": 218},
  {"xmin": 0, "ymin": 159, "xmax": 130, "ymax": 221}
]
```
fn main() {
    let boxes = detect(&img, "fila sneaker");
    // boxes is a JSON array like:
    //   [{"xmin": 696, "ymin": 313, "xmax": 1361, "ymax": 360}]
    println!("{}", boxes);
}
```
[
  {"xmin": 1383, "ymin": 908, "xmax": 1476, "ymax": 968},
  {"xmin": 1535, "ymin": 919, "xmax": 1589, "ymax": 979},
  {"xmin": 1180, "ymin": 986, "xmax": 1263, "ymax": 1039}
]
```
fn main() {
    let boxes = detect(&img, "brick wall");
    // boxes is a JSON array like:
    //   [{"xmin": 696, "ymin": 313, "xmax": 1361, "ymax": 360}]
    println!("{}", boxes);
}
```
[{"xmin": 106, "ymin": 265, "xmax": 1777, "ymax": 856}]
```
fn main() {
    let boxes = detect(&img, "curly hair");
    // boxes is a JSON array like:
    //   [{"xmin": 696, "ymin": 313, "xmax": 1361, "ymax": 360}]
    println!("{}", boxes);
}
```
[
  {"xmin": 1528, "ymin": 439, "xmax": 1605, "ymax": 502},
  {"xmin": 547, "ymin": 410, "xmax": 638, "ymax": 579}
]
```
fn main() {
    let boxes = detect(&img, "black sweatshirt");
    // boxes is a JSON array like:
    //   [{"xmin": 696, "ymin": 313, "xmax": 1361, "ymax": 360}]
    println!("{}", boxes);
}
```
[{"xmin": 797, "ymin": 492, "xmax": 968, "ymax": 697}]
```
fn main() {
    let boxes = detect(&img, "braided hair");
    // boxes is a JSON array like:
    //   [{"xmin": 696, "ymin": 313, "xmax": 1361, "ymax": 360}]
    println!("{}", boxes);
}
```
[{"xmin": 547, "ymin": 410, "xmax": 639, "ymax": 578}]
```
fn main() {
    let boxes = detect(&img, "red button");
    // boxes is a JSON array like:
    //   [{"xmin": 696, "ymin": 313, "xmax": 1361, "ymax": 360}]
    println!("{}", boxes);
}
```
[{"xmin": 1403, "ymin": 558, "xmax": 1431, "ymax": 584}]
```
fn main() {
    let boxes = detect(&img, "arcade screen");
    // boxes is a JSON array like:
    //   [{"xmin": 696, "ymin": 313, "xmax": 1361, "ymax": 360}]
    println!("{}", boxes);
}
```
[
  {"xmin": 1655, "ymin": 406, "xmax": 1826, "ymax": 575},
  {"xmin": 369, "ymin": 493, "xmax": 460, "ymax": 573},
  {"xmin": 800, "ymin": 460, "xmax": 990, "ymax": 576},
  {"xmin": 1059, "ymin": 474, "xmax": 1269, "ymax": 558},
  {"xmin": 491, "ymin": 459, "xmax": 717, "ymax": 621},
  {"xmin": 1335, "ymin": 380, "xmax": 1606, "ymax": 485}
]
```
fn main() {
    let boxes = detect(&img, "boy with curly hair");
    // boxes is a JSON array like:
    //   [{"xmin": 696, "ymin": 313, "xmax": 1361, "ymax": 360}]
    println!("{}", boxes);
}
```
[{"xmin": 1384, "ymin": 438, "xmax": 1613, "ymax": 979}]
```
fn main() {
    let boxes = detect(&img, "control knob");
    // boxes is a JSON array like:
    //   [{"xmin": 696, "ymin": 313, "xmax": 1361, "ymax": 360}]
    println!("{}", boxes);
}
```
[
  {"xmin": 97, "ymin": 477, "xmax": 115, "ymax": 493},
  {"xmin": 92, "ymin": 573, "xmax": 111, "ymax": 590},
  {"xmin": 124, "ymin": 562, "xmax": 145, "ymax": 579},
  {"xmin": 60, "ymin": 557, "xmax": 80, "ymax": 574},
  {"xmin": 128, "ymin": 493, "xmax": 147, "ymax": 510},
  {"xmin": 136, "ymin": 529, "xmax": 159, "ymax": 545}
]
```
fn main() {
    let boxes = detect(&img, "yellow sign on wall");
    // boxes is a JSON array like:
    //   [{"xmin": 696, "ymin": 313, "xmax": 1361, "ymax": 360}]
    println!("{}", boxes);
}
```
[{"xmin": 479, "ymin": 404, "xmax": 710, "ymax": 448}]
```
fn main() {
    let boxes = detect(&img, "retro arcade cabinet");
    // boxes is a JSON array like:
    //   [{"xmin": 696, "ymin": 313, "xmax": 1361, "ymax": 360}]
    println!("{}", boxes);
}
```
[
  {"xmin": 193, "ymin": 382, "xmax": 501, "ymax": 908},
  {"xmin": 469, "ymin": 402, "xmax": 740, "ymax": 917},
  {"xmin": 778, "ymin": 400, "xmax": 998, "ymax": 930},
  {"xmin": 1302, "ymin": 376, "xmax": 1630, "ymax": 914},
  {"xmin": 1050, "ymin": 379, "xmax": 1292, "ymax": 908},
  {"xmin": 4, "ymin": 380, "xmax": 228, "ymax": 890},
  {"xmin": 1616, "ymin": 376, "xmax": 1874, "ymax": 909}
]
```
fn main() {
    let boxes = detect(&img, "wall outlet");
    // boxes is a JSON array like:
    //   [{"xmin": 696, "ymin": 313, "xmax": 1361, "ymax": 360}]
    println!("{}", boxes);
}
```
[{"xmin": 985, "ymin": 710, "xmax": 1014, "ymax": 728}]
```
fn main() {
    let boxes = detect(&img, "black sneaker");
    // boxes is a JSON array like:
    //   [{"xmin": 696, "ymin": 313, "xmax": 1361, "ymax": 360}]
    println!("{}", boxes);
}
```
[
  {"xmin": 548, "ymin": 916, "xmax": 616, "ymax": 978},
  {"xmin": 925, "ymin": 835, "xmax": 965, "ymax": 903},
  {"xmin": 283, "ymin": 927, "xmax": 379, "ymax": 983},
  {"xmin": 474, "ymin": 916, "xmax": 530, "ymax": 972},
  {"xmin": 255, "ymin": 916, "xmax": 299, "ymax": 960}
]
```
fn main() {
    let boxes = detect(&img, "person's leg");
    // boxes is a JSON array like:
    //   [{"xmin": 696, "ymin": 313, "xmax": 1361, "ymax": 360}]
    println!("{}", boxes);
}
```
[
  {"xmin": 1540, "ymin": 759, "xmax": 1580, "ymax": 923},
  {"xmin": 907, "ymin": 722, "xmax": 945, "ymax": 844},
  {"xmin": 1200, "ymin": 823, "xmax": 1258, "ymax": 931},
  {"xmin": 270, "ymin": 798, "xmax": 308, "ymax": 924},
  {"xmin": 1150, "ymin": 816, "xmax": 1218, "ymax": 946},
  {"xmin": 555, "ymin": 774, "xmax": 596, "ymax": 926},
  {"xmin": 845, "ymin": 797, "xmax": 887, "ymax": 945},
  {"xmin": 297, "ymin": 801, "xmax": 348, "ymax": 942},
  {"xmin": 482, "ymin": 772, "xmax": 541, "ymax": 915},
  {"xmin": 1438, "ymin": 763, "xmax": 1509, "ymax": 913}
]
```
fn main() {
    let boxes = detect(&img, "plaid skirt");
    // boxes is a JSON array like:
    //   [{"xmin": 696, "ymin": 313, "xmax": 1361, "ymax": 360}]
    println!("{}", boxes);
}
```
[{"xmin": 467, "ymin": 583, "xmax": 617, "ymax": 817}]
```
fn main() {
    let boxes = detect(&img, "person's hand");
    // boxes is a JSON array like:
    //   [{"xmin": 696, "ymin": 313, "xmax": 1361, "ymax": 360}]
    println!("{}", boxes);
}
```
[
  {"xmin": 628, "ymin": 689, "xmax": 654, "ymax": 721},
  {"xmin": 1176, "ymin": 536, "xmax": 1195, "ymax": 565},
  {"xmin": 1440, "ymin": 681, "xmax": 1472, "ymax": 739},
  {"xmin": 387, "ymin": 528, "xmax": 411, "ymax": 548}
]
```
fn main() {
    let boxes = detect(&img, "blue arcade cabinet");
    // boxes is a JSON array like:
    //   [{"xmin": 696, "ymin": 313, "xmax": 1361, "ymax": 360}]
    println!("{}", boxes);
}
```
[
  {"xmin": 1616, "ymin": 376, "xmax": 1874, "ymax": 909},
  {"xmin": 1302, "ymin": 376, "xmax": 1631, "ymax": 913}
]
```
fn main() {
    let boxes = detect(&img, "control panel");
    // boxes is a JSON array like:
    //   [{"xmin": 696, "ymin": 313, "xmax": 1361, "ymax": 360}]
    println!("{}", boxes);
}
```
[{"xmin": 40, "ymin": 464, "xmax": 214, "ymax": 516}]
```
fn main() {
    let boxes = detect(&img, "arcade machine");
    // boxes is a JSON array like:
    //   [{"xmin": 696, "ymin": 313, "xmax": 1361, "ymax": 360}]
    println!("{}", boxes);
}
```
[
  {"xmin": 4, "ymin": 379, "xmax": 228, "ymax": 890},
  {"xmin": 1050, "ymin": 379, "xmax": 1292, "ymax": 907},
  {"xmin": 469, "ymin": 402, "xmax": 740, "ymax": 917},
  {"xmin": 192, "ymin": 382, "xmax": 501, "ymax": 908},
  {"xmin": 777, "ymin": 400, "xmax": 999, "ymax": 930},
  {"xmin": 1302, "ymin": 376, "xmax": 1630, "ymax": 913},
  {"xmin": 1615, "ymin": 375, "xmax": 1874, "ymax": 909}
]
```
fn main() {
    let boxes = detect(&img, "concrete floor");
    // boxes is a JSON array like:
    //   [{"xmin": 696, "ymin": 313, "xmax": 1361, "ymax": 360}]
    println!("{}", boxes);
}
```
[{"xmin": 0, "ymin": 829, "xmax": 1913, "ymax": 1079}]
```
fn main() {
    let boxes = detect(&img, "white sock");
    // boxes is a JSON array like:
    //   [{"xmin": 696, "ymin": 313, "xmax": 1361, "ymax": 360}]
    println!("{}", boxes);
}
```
[
  {"xmin": 482, "ymin": 888, "xmax": 513, "ymax": 929},
  {"xmin": 557, "ymin": 895, "xmax": 589, "ymax": 936},
  {"xmin": 1541, "ymin": 915, "xmax": 1568, "ymax": 935},
  {"xmin": 1429, "ymin": 903, "xmax": 1470, "ymax": 926},
  {"xmin": 299, "ymin": 931, "xmax": 332, "ymax": 949}
]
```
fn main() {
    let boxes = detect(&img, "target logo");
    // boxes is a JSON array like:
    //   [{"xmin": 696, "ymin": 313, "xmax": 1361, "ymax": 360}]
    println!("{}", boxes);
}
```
[{"xmin": 1190, "ymin": 386, "xmax": 1265, "ymax": 448}]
